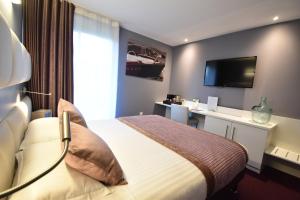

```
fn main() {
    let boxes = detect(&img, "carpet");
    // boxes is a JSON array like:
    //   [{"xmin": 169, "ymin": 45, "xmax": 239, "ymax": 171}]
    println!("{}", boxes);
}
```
[{"xmin": 212, "ymin": 167, "xmax": 300, "ymax": 200}]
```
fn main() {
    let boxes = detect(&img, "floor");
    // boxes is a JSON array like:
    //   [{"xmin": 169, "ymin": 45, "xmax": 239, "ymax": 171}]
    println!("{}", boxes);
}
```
[{"xmin": 213, "ymin": 167, "xmax": 300, "ymax": 200}]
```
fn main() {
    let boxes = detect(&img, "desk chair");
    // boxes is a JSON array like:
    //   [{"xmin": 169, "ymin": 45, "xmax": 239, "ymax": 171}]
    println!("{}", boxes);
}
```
[{"xmin": 170, "ymin": 104, "xmax": 199, "ymax": 128}]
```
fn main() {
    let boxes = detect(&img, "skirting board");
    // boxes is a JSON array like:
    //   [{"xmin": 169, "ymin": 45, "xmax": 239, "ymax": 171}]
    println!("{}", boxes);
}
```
[{"xmin": 246, "ymin": 165, "xmax": 260, "ymax": 173}]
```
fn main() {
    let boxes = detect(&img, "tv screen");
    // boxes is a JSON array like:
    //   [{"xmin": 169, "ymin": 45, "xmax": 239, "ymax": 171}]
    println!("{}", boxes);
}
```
[{"xmin": 204, "ymin": 56, "xmax": 257, "ymax": 88}]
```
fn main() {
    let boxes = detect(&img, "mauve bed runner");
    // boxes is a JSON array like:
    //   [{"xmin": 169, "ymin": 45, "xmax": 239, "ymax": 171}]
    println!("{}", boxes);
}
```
[{"xmin": 119, "ymin": 115, "xmax": 247, "ymax": 196}]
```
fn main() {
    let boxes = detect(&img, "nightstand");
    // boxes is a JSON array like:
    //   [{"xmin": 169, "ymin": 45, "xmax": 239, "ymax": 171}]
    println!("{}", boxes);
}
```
[{"xmin": 31, "ymin": 109, "xmax": 52, "ymax": 120}]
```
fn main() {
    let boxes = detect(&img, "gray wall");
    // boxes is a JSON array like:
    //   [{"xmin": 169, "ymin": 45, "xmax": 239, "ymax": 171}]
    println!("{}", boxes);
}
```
[
  {"xmin": 170, "ymin": 20, "xmax": 300, "ymax": 119},
  {"xmin": 116, "ymin": 28, "xmax": 172, "ymax": 117},
  {"xmin": 0, "ymin": 0, "xmax": 23, "ymax": 121}
]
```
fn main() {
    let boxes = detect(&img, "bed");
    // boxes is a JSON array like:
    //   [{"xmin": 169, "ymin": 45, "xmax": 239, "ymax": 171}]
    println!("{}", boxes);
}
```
[{"xmin": 0, "ymin": 96, "xmax": 247, "ymax": 200}]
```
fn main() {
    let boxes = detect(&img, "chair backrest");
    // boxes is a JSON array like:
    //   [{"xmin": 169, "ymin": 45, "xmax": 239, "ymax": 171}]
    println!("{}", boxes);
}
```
[{"xmin": 171, "ymin": 104, "xmax": 189, "ymax": 124}]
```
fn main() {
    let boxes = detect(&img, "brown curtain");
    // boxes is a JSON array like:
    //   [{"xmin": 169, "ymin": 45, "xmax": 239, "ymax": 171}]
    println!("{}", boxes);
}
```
[{"xmin": 23, "ymin": 0, "xmax": 75, "ymax": 116}]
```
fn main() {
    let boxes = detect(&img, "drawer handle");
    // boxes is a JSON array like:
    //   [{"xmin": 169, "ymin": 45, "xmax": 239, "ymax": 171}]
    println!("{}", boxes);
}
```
[
  {"xmin": 232, "ymin": 127, "xmax": 236, "ymax": 140},
  {"xmin": 225, "ymin": 125, "xmax": 229, "ymax": 138}
]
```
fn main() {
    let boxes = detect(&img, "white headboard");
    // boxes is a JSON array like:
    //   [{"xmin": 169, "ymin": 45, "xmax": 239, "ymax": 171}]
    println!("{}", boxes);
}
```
[
  {"xmin": 0, "ymin": 10, "xmax": 32, "ymax": 194},
  {"xmin": 0, "ymin": 96, "xmax": 32, "ymax": 193},
  {"xmin": 0, "ymin": 12, "xmax": 31, "ymax": 89}
]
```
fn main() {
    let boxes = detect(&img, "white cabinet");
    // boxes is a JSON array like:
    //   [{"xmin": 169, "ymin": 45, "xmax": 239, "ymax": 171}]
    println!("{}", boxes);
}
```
[
  {"xmin": 204, "ymin": 116, "xmax": 271, "ymax": 172},
  {"xmin": 204, "ymin": 116, "xmax": 231, "ymax": 138},
  {"xmin": 231, "ymin": 123, "xmax": 269, "ymax": 171}
]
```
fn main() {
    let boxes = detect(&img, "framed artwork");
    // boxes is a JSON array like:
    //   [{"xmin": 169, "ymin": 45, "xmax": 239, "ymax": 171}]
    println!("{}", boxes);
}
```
[{"xmin": 126, "ymin": 40, "xmax": 167, "ymax": 81}]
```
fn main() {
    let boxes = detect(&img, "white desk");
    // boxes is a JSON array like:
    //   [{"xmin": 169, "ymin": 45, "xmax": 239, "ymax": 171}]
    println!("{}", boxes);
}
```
[
  {"xmin": 155, "ymin": 101, "xmax": 276, "ymax": 130},
  {"xmin": 155, "ymin": 101, "xmax": 277, "ymax": 173}
]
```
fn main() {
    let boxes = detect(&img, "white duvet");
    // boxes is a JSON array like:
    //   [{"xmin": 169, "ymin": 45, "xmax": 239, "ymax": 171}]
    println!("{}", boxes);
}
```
[{"xmin": 10, "ymin": 118, "xmax": 207, "ymax": 200}]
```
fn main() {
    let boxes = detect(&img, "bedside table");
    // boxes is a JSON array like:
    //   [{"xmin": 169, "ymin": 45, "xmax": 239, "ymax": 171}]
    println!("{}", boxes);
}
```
[{"xmin": 31, "ymin": 109, "xmax": 52, "ymax": 120}]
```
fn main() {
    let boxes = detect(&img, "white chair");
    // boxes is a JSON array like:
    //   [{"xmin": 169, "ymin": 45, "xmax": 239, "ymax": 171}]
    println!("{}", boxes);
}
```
[{"xmin": 170, "ymin": 104, "xmax": 199, "ymax": 128}]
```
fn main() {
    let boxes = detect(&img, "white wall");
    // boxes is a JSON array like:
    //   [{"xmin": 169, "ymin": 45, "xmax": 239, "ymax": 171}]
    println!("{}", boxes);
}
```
[{"xmin": 271, "ymin": 116, "xmax": 300, "ymax": 153}]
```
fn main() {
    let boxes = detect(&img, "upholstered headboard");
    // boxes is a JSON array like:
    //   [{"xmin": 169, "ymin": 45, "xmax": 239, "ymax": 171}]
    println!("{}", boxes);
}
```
[
  {"xmin": 0, "ymin": 12, "xmax": 31, "ymax": 88},
  {"xmin": 0, "ymin": 96, "xmax": 32, "ymax": 193},
  {"xmin": 0, "ymin": 9, "xmax": 33, "ymax": 197}
]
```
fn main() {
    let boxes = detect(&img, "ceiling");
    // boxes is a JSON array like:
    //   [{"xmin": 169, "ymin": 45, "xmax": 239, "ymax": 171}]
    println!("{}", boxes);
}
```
[{"xmin": 72, "ymin": 0, "xmax": 300, "ymax": 46}]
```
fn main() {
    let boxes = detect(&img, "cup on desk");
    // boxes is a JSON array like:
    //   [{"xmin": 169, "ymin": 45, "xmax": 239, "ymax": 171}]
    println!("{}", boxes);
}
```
[{"xmin": 192, "ymin": 99, "xmax": 199, "ymax": 109}]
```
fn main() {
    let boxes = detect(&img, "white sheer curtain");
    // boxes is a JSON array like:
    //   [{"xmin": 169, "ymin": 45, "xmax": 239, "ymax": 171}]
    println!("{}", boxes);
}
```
[{"xmin": 73, "ymin": 7, "xmax": 119, "ymax": 120}]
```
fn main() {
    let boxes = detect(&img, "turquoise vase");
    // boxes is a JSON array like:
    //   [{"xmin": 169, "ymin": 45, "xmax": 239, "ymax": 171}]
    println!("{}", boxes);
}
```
[{"xmin": 251, "ymin": 97, "xmax": 272, "ymax": 124}]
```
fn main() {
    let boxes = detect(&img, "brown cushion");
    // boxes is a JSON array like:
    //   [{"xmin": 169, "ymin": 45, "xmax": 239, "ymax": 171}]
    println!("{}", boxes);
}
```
[
  {"xmin": 65, "ymin": 122, "xmax": 127, "ymax": 186},
  {"xmin": 57, "ymin": 98, "xmax": 87, "ymax": 127}
]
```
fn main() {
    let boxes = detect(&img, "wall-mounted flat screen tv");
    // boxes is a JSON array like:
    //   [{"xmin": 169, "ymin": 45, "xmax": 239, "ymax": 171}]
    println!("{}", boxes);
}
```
[{"xmin": 204, "ymin": 56, "xmax": 257, "ymax": 88}]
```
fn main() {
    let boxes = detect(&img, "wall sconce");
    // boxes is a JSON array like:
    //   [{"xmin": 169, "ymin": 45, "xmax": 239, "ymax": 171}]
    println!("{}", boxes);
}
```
[{"xmin": 21, "ymin": 87, "xmax": 52, "ymax": 96}]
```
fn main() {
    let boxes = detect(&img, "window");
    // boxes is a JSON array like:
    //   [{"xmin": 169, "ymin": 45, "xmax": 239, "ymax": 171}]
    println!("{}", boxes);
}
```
[{"xmin": 73, "ymin": 8, "xmax": 119, "ymax": 120}]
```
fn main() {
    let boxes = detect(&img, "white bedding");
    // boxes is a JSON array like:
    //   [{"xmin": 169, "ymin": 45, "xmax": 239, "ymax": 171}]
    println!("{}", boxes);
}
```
[
  {"xmin": 88, "ymin": 119, "xmax": 207, "ymax": 200},
  {"xmin": 11, "ymin": 118, "xmax": 207, "ymax": 200}
]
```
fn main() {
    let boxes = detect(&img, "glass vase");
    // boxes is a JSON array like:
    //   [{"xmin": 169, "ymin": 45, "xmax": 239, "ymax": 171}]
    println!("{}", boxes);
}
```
[{"xmin": 251, "ymin": 97, "xmax": 272, "ymax": 124}]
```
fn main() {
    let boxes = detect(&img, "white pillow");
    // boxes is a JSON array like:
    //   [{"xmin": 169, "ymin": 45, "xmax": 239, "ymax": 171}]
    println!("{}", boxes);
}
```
[
  {"xmin": 10, "ymin": 140, "xmax": 111, "ymax": 200},
  {"xmin": 20, "ymin": 118, "xmax": 60, "ymax": 149}
]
